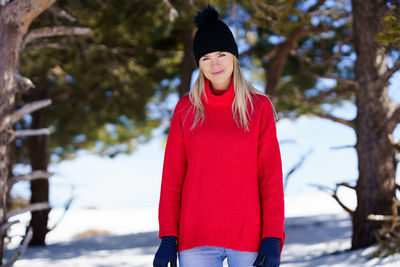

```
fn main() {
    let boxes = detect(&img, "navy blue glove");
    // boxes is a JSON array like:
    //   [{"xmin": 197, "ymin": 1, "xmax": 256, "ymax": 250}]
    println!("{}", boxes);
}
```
[
  {"xmin": 153, "ymin": 236, "xmax": 177, "ymax": 267},
  {"xmin": 253, "ymin": 237, "xmax": 281, "ymax": 267}
]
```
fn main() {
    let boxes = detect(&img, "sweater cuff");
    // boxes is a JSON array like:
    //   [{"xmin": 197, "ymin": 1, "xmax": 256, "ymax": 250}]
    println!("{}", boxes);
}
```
[
  {"xmin": 158, "ymin": 218, "xmax": 179, "ymax": 239},
  {"xmin": 262, "ymin": 222, "xmax": 285, "ymax": 255}
]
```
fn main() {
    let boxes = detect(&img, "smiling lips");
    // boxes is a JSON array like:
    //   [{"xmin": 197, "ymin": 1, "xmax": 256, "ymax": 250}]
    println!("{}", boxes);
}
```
[{"xmin": 212, "ymin": 70, "xmax": 224, "ymax": 75}]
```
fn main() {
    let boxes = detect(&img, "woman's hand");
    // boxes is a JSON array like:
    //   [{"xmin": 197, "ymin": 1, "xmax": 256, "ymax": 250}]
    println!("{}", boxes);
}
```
[
  {"xmin": 253, "ymin": 237, "xmax": 281, "ymax": 267},
  {"xmin": 153, "ymin": 236, "xmax": 178, "ymax": 267}
]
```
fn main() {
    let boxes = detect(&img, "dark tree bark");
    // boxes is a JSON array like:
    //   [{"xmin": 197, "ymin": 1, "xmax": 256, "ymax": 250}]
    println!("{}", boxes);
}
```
[
  {"xmin": 351, "ymin": 0, "xmax": 397, "ymax": 249},
  {"xmin": 266, "ymin": 25, "xmax": 304, "ymax": 97},
  {"xmin": 177, "ymin": 26, "xmax": 196, "ymax": 97},
  {"xmin": 28, "ymin": 110, "xmax": 51, "ymax": 246}
]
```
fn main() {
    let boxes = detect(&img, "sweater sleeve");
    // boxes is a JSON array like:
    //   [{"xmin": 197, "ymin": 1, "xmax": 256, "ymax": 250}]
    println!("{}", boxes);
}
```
[
  {"xmin": 158, "ymin": 98, "xmax": 187, "ymax": 239},
  {"xmin": 257, "ymin": 97, "xmax": 286, "ymax": 254}
]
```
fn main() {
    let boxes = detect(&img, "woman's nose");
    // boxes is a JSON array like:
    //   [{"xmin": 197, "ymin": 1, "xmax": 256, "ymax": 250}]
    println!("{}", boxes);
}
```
[{"xmin": 211, "ymin": 58, "xmax": 220, "ymax": 66}]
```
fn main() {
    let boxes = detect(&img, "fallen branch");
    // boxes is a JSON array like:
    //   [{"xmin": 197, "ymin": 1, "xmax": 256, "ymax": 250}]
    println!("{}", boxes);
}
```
[
  {"xmin": 3, "ymin": 227, "xmax": 33, "ymax": 267},
  {"xmin": 0, "ymin": 220, "xmax": 19, "ymax": 234},
  {"xmin": 367, "ymin": 197, "xmax": 400, "ymax": 257}
]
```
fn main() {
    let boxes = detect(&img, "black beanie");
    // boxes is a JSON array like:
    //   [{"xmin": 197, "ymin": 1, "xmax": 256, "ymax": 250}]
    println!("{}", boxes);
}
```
[{"xmin": 193, "ymin": 5, "xmax": 239, "ymax": 66}]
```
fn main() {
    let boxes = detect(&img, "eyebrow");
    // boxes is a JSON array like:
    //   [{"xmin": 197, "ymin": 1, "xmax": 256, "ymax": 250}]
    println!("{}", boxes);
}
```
[{"xmin": 204, "ymin": 52, "xmax": 225, "ymax": 57}]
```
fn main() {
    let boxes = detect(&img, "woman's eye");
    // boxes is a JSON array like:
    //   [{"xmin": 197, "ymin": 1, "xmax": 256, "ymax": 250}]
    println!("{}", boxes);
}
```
[
  {"xmin": 218, "ymin": 54, "xmax": 225, "ymax": 57},
  {"xmin": 202, "ymin": 58, "xmax": 209, "ymax": 61}
]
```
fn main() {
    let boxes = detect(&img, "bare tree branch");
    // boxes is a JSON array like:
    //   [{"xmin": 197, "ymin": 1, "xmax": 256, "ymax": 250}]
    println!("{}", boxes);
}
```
[
  {"xmin": 5, "ymin": 72, "xmax": 36, "ymax": 100},
  {"xmin": 4, "ymin": 227, "xmax": 33, "ymax": 267},
  {"xmin": 380, "ymin": 57, "xmax": 400, "ymax": 85},
  {"xmin": 308, "ymin": 182, "xmax": 355, "ymax": 216},
  {"xmin": 304, "ymin": 85, "xmax": 354, "ymax": 105},
  {"xmin": 388, "ymin": 133, "xmax": 400, "ymax": 152},
  {"xmin": 8, "ymin": 170, "xmax": 54, "ymax": 188},
  {"xmin": 162, "ymin": 0, "xmax": 178, "ymax": 21},
  {"xmin": 24, "ymin": 40, "xmax": 70, "ymax": 51},
  {"xmin": 47, "ymin": 5, "xmax": 76, "ymax": 22},
  {"xmin": 336, "ymin": 182, "xmax": 356, "ymax": 190},
  {"xmin": 13, "ymin": 72, "xmax": 35, "ymax": 91},
  {"xmin": 22, "ymin": 26, "xmax": 91, "ymax": 49},
  {"xmin": 284, "ymin": 148, "xmax": 313, "ymax": 191},
  {"xmin": 387, "ymin": 102, "xmax": 400, "ymax": 133},
  {"xmin": 48, "ymin": 196, "xmax": 74, "ymax": 232},
  {"xmin": 294, "ymin": 35, "xmax": 353, "ymax": 67},
  {"xmin": 306, "ymin": 0, "xmax": 326, "ymax": 13},
  {"xmin": 316, "ymin": 73, "xmax": 358, "ymax": 88},
  {"xmin": 309, "ymin": 109, "xmax": 355, "ymax": 129},
  {"xmin": 7, "ymin": 128, "xmax": 51, "ymax": 145},
  {"xmin": 13, "ymin": 128, "xmax": 51, "ymax": 138},
  {"xmin": 0, "ymin": 99, "xmax": 52, "ymax": 132},
  {"xmin": 367, "ymin": 214, "xmax": 400, "ymax": 221},
  {"xmin": 6, "ymin": 202, "xmax": 50, "ymax": 220},
  {"xmin": 330, "ymin": 144, "xmax": 356, "ymax": 150}
]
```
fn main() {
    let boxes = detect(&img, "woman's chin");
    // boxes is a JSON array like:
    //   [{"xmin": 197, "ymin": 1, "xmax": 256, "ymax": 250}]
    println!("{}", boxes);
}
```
[{"xmin": 208, "ymin": 75, "xmax": 230, "ymax": 84}]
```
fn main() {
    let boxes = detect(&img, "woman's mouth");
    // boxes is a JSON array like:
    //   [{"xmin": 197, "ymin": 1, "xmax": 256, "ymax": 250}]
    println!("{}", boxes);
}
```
[{"xmin": 212, "ymin": 70, "xmax": 224, "ymax": 75}]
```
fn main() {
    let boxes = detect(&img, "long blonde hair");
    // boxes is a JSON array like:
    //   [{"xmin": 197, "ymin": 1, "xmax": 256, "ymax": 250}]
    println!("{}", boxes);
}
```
[{"xmin": 183, "ymin": 56, "xmax": 277, "ymax": 132}]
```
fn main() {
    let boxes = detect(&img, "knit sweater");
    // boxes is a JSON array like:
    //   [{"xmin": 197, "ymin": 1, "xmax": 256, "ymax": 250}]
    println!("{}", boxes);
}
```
[{"xmin": 157, "ymin": 77, "xmax": 285, "ymax": 254}]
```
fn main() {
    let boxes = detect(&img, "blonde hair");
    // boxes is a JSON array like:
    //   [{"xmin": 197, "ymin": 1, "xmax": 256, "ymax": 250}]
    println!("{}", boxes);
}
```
[{"xmin": 183, "ymin": 56, "xmax": 277, "ymax": 132}]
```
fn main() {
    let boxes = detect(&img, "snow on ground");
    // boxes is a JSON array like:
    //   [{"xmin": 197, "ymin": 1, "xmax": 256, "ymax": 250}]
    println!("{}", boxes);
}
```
[{"xmin": 3, "ymin": 192, "xmax": 400, "ymax": 266}]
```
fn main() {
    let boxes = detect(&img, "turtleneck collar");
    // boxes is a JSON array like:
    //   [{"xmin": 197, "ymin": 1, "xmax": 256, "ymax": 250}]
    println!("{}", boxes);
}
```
[{"xmin": 201, "ymin": 76, "xmax": 235, "ymax": 107}]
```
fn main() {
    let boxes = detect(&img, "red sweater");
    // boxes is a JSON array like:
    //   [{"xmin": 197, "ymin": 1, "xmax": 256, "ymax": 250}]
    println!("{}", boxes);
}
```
[{"xmin": 158, "ymin": 77, "xmax": 285, "ymax": 254}]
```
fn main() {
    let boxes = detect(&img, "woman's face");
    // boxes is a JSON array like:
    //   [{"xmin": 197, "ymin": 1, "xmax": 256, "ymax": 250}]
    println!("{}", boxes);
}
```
[{"xmin": 199, "ymin": 51, "xmax": 234, "ymax": 89}]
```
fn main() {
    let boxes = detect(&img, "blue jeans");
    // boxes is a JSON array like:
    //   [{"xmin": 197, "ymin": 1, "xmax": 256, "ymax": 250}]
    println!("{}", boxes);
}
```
[{"xmin": 178, "ymin": 246, "xmax": 258, "ymax": 267}]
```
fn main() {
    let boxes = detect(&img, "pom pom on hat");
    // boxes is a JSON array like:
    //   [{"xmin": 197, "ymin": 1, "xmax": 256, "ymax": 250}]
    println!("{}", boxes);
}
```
[
  {"xmin": 192, "ymin": 5, "xmax": 239, "ymax": 66},
  {"xmin": 194, "ymin": 5, "xmax": 219, "ymax": 28}
]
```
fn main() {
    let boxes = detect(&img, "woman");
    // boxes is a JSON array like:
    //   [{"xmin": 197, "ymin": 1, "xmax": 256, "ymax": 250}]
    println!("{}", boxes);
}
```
[{"xmin": 153, "ymin": 5, "xmax": 285, "ymax": 267}]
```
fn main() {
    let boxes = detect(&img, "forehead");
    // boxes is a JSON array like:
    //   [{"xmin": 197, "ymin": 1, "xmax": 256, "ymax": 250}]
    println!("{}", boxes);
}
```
[{"xmin": 201, "ymin": 51, "xmax": 226, "ymax": 57}]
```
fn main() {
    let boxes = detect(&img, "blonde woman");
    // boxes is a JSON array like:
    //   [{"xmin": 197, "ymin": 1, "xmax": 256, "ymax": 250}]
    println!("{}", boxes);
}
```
[{"xmin": 154, "ymin": 5, "xmax": 285, "ymax": 267}]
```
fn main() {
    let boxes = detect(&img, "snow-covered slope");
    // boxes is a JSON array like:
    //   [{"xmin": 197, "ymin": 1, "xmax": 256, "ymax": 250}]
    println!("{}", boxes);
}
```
[{"xmin": 3, "ymin": 193, "xmax": 400, "ymax": 266}]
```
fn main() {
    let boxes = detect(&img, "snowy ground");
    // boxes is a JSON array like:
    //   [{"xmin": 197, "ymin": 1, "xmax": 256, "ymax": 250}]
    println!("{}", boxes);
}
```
[{"xmin": 3, "ymin": 192, "xmax": 400, "ymax": 267}]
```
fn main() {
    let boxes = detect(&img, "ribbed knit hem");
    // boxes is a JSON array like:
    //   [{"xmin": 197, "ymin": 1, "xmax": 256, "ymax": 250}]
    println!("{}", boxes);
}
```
[{"xmin": 177, "ymin": 225, "xmax": 261, "ymax": 253}]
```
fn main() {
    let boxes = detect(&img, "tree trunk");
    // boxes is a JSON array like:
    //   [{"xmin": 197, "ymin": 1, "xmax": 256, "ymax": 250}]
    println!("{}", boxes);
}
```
[
  {"xmin": 0, "ymin": 9, "xmax": 26, "ymax": 266},
  {"xmin": 177, "ymin": 26, "xmax": 196, "ymax": 97},
  {"xmin": 0, "ymin": 0, "xmax": 56, "ymax": 262},
  {"xmin": 28, "ymin": 110, "xmax": 51, "ymax": 246},
  {"xmin": 351, "ymin": 0, "xmax": 397, "ymax": 249}
]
